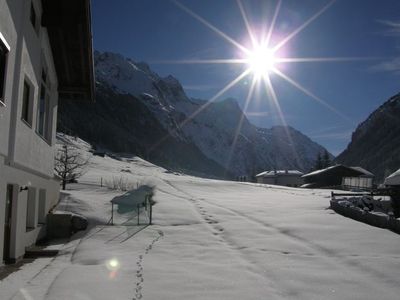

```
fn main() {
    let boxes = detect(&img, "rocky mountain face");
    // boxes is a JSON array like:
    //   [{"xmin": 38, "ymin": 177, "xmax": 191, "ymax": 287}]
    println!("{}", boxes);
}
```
[
  {"xmin": 336, "ymin": 93, "xmax": 400, "ymax": 182},
  {"xmin": 58, "ymin": 51, "xmax": 331, "ymax": 178}
]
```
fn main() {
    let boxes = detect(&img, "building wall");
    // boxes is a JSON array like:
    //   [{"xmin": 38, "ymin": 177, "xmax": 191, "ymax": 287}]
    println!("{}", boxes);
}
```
[
  {"xmin": 276, "ymin": 176, "xmax": 304, "ymax": 187},
  {"xmin": 0, "ymin": 0, "xmax": 23, "ymax": 157},
  {"xmin": 0, "ymin": 0, "xmax": 60, "ymax": 263},
  {"xmin": 257, "ymin": 176, "xmax": 304, "ymax": 187},
  {"xmin": 0, "ymin": 164, "xmax": 59, "ymax": 261},
  {"xmin": 303, "ymin": 167, "xmax": 365, "ymax": 188},
  {"xmin": 257, "ymin": 177, "xmax": 276, "ymax": 185},
  {"xmin": 7, "ymin": 0, "xmax": 58, "ymax": 177}
]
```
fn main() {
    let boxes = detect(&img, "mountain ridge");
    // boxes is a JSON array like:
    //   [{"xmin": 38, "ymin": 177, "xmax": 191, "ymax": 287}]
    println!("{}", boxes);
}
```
[
  {"xmin": 336, "ymin": 93, "xmax": 400, "ymax": 181},
  {"xmin": 58, "ymin": 50, "xmax": 333, "ymax": 178}
]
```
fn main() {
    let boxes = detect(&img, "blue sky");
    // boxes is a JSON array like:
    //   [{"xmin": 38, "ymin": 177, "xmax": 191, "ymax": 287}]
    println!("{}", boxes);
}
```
[{"xmin": 92, "ymin": 0, "xmax": 400, "ymax": 155}]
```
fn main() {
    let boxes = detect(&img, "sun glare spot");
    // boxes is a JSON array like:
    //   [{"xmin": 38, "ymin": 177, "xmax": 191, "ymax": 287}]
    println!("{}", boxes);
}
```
[
  {"xmin": 246, "ymin": 44, "xmax": 276, "ymax": 78},
  {"xmin": 106, "ymin": 258, "xmax": 120, "ymax": 271}
]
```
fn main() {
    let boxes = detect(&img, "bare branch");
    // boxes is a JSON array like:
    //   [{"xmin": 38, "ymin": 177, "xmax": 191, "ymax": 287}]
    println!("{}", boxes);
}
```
[{"xmin": 54, "ymin": 142, "xmax": 89, "ymax": 190}]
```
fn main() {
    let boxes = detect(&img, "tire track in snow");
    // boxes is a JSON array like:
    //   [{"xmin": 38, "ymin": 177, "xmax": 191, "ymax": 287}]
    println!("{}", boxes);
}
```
[{"xmin": 133, "ymin": 229, "xmax": 164, "ymax": 300}]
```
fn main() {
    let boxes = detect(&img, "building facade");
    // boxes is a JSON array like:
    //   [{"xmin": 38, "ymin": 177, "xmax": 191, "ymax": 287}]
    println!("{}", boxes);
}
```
[
  {"xmin": 0, "ymin": 0, "xmax": 94, "ymax": 263},
  {"xmin": 255, "ymin": 170, "xmax": 304, "ymax": 187},
  {"xmin": 302, "ymin": 165, "xmax": 374, "ymax": 189},
  {"xmin": 385, "ymin": 168, "xmax": 400, "ymax": 186}
]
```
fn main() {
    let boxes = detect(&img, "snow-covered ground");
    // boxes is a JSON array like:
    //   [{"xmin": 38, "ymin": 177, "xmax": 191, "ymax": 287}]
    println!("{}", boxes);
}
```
[{"xmin": 2, "ymin": 135, "xmax": 400, "ymax": 299}]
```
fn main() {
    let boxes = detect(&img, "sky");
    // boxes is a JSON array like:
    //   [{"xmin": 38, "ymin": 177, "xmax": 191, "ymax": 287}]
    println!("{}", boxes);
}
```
[{"xmin": 92, "ymin": 0, "xmax": 400, "ymax": 156}]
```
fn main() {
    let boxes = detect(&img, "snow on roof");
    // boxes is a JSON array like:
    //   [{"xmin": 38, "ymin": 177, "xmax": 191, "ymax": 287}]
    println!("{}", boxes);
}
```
[
  {"xmin": 302, "ymin": 165, "xmax": 374, "ymax": 178},
  {"xmin": 349, "ymin": 166, "xmax": 374, "ymax": 177},
  {"xmin": 111, "ymin": 185, "xmax": 154, "ymax": 206},
  {"xmin": 302, "ymin": 165, "xmax": 339, "ymax": 177},
  {"xmin": 384, "ymin": 168, "xmax": 400, "ymax": 185},
  {"xmin": 255, "ymin": 170, "xmax": 304, "ymax": 177}
]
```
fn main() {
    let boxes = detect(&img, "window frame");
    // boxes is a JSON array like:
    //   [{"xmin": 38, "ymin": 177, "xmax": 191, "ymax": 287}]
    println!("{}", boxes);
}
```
[
  {"xmin": 36, "ymin": 67, "xmax": 52, "ymax": 142},
  {"xmin": 0, "ymin": 32, "xmax": 10, "ymax": 107},
  {"xmin": 21, "ymin": 77, "xmax": 34, "ymax": 127},
  {"xmin": 38, "ymin": 189, "xmax": 46, "ymax": 224},
  {"xmin": 30, "ymin": 1, "xmax": 40, "ymax": 35},
  {"xmin": 26, "ymin": 187, "xmax": 37, "ymax": 231}
]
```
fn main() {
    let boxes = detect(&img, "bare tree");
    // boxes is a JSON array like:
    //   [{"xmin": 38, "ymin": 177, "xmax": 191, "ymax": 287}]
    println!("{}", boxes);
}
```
[{"xmin": 55, "ymin": 143, "xmax": 88, "ymax": 190}]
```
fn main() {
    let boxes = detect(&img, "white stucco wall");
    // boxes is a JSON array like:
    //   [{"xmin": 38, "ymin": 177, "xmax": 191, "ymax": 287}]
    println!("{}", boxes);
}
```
[
  {"xmin": 0, "ymin": 0, "xmax": 23, "ymax": 157},
  {"xmin": 8, "ymin": 0, "xmax": 58, "ymax": 177},
  {"xmin": 0, "ymin": 164, "xmax": 59, "ymax": 260},
  {"xmin": 0, "ymin": 0, "xmax": 61, "ymax": 263}
]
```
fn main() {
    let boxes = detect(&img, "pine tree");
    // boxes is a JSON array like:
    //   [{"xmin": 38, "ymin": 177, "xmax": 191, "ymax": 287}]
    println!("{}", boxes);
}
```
[
  {"xmin": 314, "ymin": 152, "xmax": 323, "ymax": 170},
  {"xmin": 322, "ymin": 150, "xmax": 331, "ymax": 168}
]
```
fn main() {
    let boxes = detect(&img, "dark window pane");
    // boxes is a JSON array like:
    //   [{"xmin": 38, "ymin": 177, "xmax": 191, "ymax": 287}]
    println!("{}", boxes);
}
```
[
  {"xmin": 44, "ymin": 93, "xmax": 51, "ymax": 140},
  {"xmin": 22, "ymin": 81, "xmax": 30, "ymax": 123},
  {"xmin": 0, "ymin": 42, "xmax": 7, "ymax": 101},
  {"xmin": 37, "ymin": 83, "xmax": 46, "ymax": 135},
  {"xmin": 41, "ymin": 69, "xmax": 47, "ymax": 83},
  {"xmin": 30, "ymin": 3, "xmax": 36, "ymax": 29}
]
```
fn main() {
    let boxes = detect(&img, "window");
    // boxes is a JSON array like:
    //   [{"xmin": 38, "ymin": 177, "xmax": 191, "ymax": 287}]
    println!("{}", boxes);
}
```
[
  {"xmin": 30, "ymin": 2, "xmax": 39, "ymax": 34},
  {"xmin": 21, "ymin": 79, "xmax": 33, "ymax": 125},
  {"xmin": 0, "ymin": 34, "xmax": 9, "ymax": 104},
  {"xmin": 36, "ymin": 68, "xmax": 52, "ymax": 141},
  {"xmin": 3, "ymin": 185, "xmax": 14, "ymax": 261},
  {"xmin": 30, "ymin": 3, "xmax": 36, "ymax": 28},
  {"xmin": 38, "ymin": 189, "xmax": 46, "ymax": 224},
  {"xmin": 26, "ymin": 187, "xmax": 37, "ymax": 231}
]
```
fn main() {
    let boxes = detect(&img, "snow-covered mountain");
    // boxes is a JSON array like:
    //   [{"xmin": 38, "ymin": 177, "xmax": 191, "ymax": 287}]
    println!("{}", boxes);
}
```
[
  {"xmin": 336, "ymin": 93, "xmax": 400, "ymax": 181},
  {"xmin": 59, "ymin": 51, "xmax": 331, "ymax": 178}
]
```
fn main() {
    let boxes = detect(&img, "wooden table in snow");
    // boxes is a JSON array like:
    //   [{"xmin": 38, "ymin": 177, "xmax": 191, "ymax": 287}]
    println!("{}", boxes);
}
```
[{"xmin": 110, "ymin": 185, "xmax": 154, "ymax": 226}]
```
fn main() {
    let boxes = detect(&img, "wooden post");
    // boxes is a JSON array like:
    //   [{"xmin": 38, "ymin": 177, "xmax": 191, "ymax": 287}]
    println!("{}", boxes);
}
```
[{"xmin": 101, "ymin": 177, "xmax": 103, "ymax": 187}]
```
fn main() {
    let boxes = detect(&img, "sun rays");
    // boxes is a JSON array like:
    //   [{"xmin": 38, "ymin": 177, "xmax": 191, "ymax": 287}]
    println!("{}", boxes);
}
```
[
  {"xmin": 166, "ymin": 0, "xmax": 362, "ymax": 123},
  {"xmin": 150, "ymin": 0, "xmax": 374, "ymax": 168}
]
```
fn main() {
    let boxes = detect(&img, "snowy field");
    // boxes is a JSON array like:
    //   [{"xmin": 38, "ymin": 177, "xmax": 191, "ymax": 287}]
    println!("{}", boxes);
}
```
[{"xmin": 1, "ymin": 136, "xmax": 400, "ymax": 300}]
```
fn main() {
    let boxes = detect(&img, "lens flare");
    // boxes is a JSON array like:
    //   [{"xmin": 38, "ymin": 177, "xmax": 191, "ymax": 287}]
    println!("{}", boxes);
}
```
[{"xmin": 106, "ymin": 258, "xmax": 120, "ymax": 271}]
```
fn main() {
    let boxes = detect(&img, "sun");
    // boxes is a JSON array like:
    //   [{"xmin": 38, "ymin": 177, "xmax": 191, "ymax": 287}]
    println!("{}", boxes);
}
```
[{"xmin": 246, "ymin": 44, "xmax": 276, "ymax": 78}]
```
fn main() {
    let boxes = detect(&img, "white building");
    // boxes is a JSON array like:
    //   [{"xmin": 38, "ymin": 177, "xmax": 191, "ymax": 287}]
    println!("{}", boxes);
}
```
[
  {"xmin": 384, "ymin": 168, "xmax": 400, "ymax": 186},
  {"xmin": 255, "ymin": 170, "xmax": 304, "ymax": 187},
  {"xmin": 342, "ymin": 166, "xmax": 374, "ymax": 190},
  {"xmin": 0, "ymin": 0, "xmax": 94, "ymax": 263}
]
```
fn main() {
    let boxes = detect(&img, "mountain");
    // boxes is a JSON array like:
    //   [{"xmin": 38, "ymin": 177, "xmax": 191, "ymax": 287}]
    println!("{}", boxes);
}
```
[
  {"xmin": 58, "ymin": 51, "xmax": 331, "ymax": 178},
  {"xmin": 336, "ymin": 93, "xmax": 400, "ymax": 182},
  {"xmin": 58, "ymin": 83, "xmax": 229, "ymax": 178}
]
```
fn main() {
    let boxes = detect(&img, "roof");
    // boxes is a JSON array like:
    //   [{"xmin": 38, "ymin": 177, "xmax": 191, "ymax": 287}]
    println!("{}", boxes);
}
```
[
  {"xmin": 384, "ymin": 168, "xmax": 400, "ymax": 186},
  {"xmin": 302, "ymin": 165, "xmax": 339, "ymax": 178},
  {"xmin": 256, "ymin": 170, "xmax": 304, "ymax": 177},
  {"xmin": 302, "ymin": 164, "xmax": 373, "ymax": 178},
  {"xmin": 111, "ymin": 185, "xmax": 154, "ymax": 206},
  {"xmin": 300, "ymin": 183, "xmax": 318, "ymax": 189},
  {"xmin": 41, "ymin": 0, "xmax": 95, "ymax": 101},
  {"xmin": 349, "ymin": 166, "xmax": 374, "ymax": 177}
]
